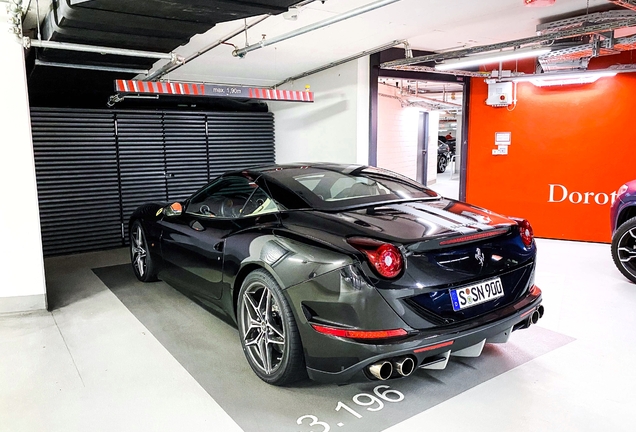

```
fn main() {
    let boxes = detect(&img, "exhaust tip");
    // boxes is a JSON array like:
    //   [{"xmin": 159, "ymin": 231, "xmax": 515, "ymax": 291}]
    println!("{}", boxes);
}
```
[
  {"xmin": 530, "ymin": 310, "xmax": 540, "ymax": 325},
  {"xmin": 394, "ymin": 357, "xmax": 415, "ymax": 377},
  {"xmin": 368, "ymin": 361, "xmax": 393, "ymax": 380},
  {"xmin": 538, "ymin": 305, "xmax": 545, "ymax": 318}
]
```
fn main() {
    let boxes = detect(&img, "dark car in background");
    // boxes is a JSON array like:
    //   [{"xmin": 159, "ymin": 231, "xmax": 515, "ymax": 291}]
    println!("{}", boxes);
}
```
[
  {"xmin": 130, "ymin": 163, "xmax": 543, "ymax": 385},
  {"xmin": 611, "ymin": 179, "xmax": 636, "ymax": 282}
]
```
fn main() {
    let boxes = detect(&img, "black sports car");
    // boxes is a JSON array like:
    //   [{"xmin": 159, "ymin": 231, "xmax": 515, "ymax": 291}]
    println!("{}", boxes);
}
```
[{"xmin": 130, "ymin": 163, "xmax": 543, "ymax": 385}]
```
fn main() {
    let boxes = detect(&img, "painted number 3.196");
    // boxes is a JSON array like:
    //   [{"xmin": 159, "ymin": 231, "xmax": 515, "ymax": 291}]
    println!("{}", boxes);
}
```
[{"xmin": 296, "ymin": 385, "xmax": 405, "ymax": 432}]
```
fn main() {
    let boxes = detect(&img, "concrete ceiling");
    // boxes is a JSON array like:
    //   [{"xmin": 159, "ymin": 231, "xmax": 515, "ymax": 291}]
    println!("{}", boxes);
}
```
[{"xmin": 151, "ymin": 0, "xmax": 612, "ymax": 87}]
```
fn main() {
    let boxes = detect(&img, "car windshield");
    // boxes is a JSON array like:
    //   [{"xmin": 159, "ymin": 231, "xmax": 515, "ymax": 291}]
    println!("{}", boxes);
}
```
[{"xmin": 264, "ymin": 166, "xmax": 439, "ymax": 210}]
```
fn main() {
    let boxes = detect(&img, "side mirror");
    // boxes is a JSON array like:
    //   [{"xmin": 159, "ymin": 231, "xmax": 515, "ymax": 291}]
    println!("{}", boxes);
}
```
[{"xmin": 164, "ymin": 202, "xmax": 183, "ymax": 217}]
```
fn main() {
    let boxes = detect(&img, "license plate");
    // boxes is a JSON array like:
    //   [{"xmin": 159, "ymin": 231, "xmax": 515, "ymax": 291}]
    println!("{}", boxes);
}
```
[{"xmin": 449, "ymin": 277, "xmax": 504, "ymax": 311}]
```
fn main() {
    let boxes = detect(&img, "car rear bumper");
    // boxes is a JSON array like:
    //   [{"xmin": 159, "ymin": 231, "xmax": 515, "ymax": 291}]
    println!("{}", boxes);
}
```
[{"xmin": 304, "ymin": 289, "xmax": 543, "ymax": 383}]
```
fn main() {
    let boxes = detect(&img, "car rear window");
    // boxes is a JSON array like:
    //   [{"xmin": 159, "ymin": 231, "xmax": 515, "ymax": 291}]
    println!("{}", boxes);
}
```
[{"xmin": 264, "ymin": 166, "xmax": 439, "ymax": 210}]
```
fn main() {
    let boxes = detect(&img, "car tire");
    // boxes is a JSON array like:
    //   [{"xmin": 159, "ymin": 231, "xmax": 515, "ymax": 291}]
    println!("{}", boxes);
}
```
[
  {"xmin": 611, "ymin": 216, "xmax": 636, "ymax": 283},
  {"xmin": 130, "ymin": 220, "xmax": 158, "ymax": 282},
  {"xmin": 437, "ymin": 155, "xmax": 447, "ymax": 173},
  {"xmin": 237, "ymin": 269, "xmax": 306, "ymax": 385}
]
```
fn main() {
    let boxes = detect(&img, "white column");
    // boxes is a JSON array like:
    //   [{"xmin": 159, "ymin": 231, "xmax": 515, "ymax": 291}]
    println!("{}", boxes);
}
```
[{"xmin": 0, "ymin": 9, "xmax": 47, "ymax": 313}]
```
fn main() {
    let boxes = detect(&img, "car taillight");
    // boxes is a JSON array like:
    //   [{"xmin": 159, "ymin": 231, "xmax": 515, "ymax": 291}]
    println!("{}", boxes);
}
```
[
  {"xmin": 347, "ymin": 237, "xmax": 403, "ymax": 279},
  {"xmin": 311, "ymin": 324, "xmax": 408, "ymax": 340},
  {"xmin": 514, "ymin": 219, "xmax": 534, "ymax": 247}
]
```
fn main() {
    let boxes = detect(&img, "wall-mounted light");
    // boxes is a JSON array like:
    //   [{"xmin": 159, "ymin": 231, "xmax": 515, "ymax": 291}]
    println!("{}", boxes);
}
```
[{"xmin": 435, "ymin": 47, "xmax": 551, "ymax": 71}]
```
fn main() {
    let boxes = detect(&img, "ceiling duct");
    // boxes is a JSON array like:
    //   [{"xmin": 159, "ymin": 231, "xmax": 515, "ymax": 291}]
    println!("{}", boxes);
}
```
[{"xmin": 26, "ymin": 0, "xmax": 301, "ymax": 106}]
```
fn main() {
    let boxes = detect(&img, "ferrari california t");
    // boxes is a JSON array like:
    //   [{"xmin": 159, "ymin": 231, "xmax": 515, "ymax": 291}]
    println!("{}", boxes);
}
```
[{"xmin": 129, "ymin": 163, "xmax": 543, "ymax": 385}]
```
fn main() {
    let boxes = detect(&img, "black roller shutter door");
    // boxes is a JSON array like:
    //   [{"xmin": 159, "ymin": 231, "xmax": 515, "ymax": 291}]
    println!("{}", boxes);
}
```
[
  {"xmin": 31, "ymin": 108, "xmax": 275, "ymax": 256},
  {"xmin": 116, "ymin": 111, "xmax": 168, "ymax": 243},
  {"xmin": 208, "ymin": 112, "xmax": 275, "ymax": 177},
  {"xmin": 164, "ymin": 112, "xmax": 209, "ymax": 202},
  {"xmin": 31, "ymin": 108, "xmax": 121, "ymax": 256}
]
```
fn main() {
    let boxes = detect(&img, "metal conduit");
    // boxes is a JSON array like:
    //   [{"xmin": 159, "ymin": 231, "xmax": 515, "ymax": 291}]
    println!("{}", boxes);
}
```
[
  {"xmin": 273, "ymin": 39, "xmax": 410, "ymax": 88},
  {"xmin": 143, "ymin": 15, "xmax": 270, "ymax": 81},
  {"xmin": 26, "ymin": 38, "xmax": 178, "ymax": 60},
  {"xmin": 34, "ymin": 59, "xmax": 149, "ymax": 74},
  {"xmin": 382, "ymin": 17, "xmax": 636, "ymax": 69},
  {"xmin": 233, "ymin": 0, "xmax": 404, "ymax": 58}
]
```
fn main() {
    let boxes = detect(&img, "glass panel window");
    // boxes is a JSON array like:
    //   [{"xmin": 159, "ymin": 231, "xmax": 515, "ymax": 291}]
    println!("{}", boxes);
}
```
[{"xmin": 186, "ymin": 176, "xmax": 279, "ymax": 218}]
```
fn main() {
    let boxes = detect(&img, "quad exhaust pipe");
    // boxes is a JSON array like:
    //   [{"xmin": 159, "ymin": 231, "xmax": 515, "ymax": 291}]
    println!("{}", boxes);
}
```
[
  {"xmin": 523, "ymin": 305, "xmax": 545, "ymax": 328},
  {"xmin": 394, "ymin": 357, "xmax": 415, "ymax": 377},
  {"xmin": 531, "ymin": 305, "xmax": 545, "ymax": 324},
  {"xmin": 368, "ymin": 361, "xmax": 393, "ymax": 380},
  {"xmin": 530, "ymin": 310, "xmax": 540, "ymax": 325},
  {"xmin": 368, "ymin": 356, "xmax": 416, "ymax": 380}
]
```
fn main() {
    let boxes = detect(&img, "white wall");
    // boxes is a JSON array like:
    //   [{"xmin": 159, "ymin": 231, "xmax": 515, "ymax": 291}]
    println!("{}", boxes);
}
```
[
  {"xmin": 268, "ymin": 58, "xmax": 369, "ymax": 165},
  {"xmin": 426, "ymin": 111, "xmax": 440, "ymax": 185},
  {"xmin": 0, "ymin": 10, "xmax": 47, "ymax": 312},
  {"xmin": 377, "ymin": 85, "xmax": 419, "ymax": 180},
  {"xmin": 377, "ymin": 84, "xmax": 440, "ymax": 185}
]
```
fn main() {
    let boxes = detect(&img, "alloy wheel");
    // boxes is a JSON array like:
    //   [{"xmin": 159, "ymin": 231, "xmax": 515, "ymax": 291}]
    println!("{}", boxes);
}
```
[
  {"xmin": 131, "ymin": 225, "xmax": 147, "ymax": 277},
  {"xmin": 240, "ymin": 281, "xmax": 286, "ymax": 375},
  {"xmin": 438, "ymin": 156, "xmax": 447, "ymax": 173},
  {"xmin": 616, "ymin": 227, "xmax": 636, "ymax": 277}
]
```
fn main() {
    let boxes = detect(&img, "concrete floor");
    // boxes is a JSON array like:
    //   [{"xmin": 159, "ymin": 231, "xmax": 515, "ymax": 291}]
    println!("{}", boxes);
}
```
[
  {"xmin": 1, "ymin": 238, "xmax": 634, "ymax": 431},
  {"xmin": 428, "ymin": 160, "xmax": 460, "ymax": 200}
]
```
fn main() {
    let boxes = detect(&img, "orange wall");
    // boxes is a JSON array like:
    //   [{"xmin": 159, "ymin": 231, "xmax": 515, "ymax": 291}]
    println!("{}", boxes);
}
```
[{"xmin": 466, "ymin": 53, "xmax": 636, "ymax": 243}]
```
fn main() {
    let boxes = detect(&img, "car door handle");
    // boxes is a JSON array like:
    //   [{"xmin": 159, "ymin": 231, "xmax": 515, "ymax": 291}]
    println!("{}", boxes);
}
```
[{"xmin": 213, "ymin": 242, "xmax": 224, "ymax": 252}]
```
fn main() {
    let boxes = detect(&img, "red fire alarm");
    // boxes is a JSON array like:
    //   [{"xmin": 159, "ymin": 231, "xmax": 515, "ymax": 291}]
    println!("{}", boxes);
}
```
[{"xmin": 524, "ymin": 0, "xmax": 556, "ymax": 6}]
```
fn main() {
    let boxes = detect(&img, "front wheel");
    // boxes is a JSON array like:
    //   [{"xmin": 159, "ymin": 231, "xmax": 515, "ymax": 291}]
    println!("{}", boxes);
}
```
[
  {"xmin": 130, "ymin": 221, "xmax": 158, "ymax": 282},
  {"xmin": 611, "ymin": 216, "xmax": 636, "ymax": 283},
  {"xmin": 437, "ymin": 155, "xmax": 447, "ymax": 173},
  {"xmin": 237, "ymin": 269, "xmax": 306, "ymax": 385}
]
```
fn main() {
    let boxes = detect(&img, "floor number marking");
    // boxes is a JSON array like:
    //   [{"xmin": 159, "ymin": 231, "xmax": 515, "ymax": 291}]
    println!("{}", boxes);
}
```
[
  {"xmin": 335, "ymin": 401, "xmax": 362, "ymax": 418},
  {"xmin": 296, "ymin": 385, "xmax": 405, "ymax": 431},
  {"xmin": 297, "ymin": 414, "xmax": 330, "ymax": 432}
]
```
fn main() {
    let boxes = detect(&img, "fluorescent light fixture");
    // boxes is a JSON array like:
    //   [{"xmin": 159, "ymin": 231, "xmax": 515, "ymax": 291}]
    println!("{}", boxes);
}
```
[
  {"xmin": 435, "ymin": 47, "xmax": 551, "ymax": 71},
  {"xmin": 509, "ymin": 70, "xmax": 618, "ymax": 87}
]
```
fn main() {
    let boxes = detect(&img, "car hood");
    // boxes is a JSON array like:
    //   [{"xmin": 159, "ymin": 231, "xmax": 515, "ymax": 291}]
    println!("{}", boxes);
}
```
[{"xmin": 280, "ymin": 198, "xmax": 517, "ymax": 248}]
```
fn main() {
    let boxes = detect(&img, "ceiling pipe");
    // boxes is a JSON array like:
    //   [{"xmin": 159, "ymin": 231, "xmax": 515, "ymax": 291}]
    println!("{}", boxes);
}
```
[
  {"xmin": 273, "ymin": 39, "xmax": 411, "ymax": 88},
  {"xmin": 382, "ymin": 16, "xmax": 636, "ymax": 69},
  {"xmin": 143, "ymin": 14, "xmax": 271, "ymax": 81},
  {"xmin": 233, "ymin": 0, "xmax": 404, "ymax": 58},
  {"xmin": 34, "ymin": 59, "xmax": 148, "ymax": 74},
  {"xmin": 24, "ymin": 38, "xmax": 180, "ymax": 61}
]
